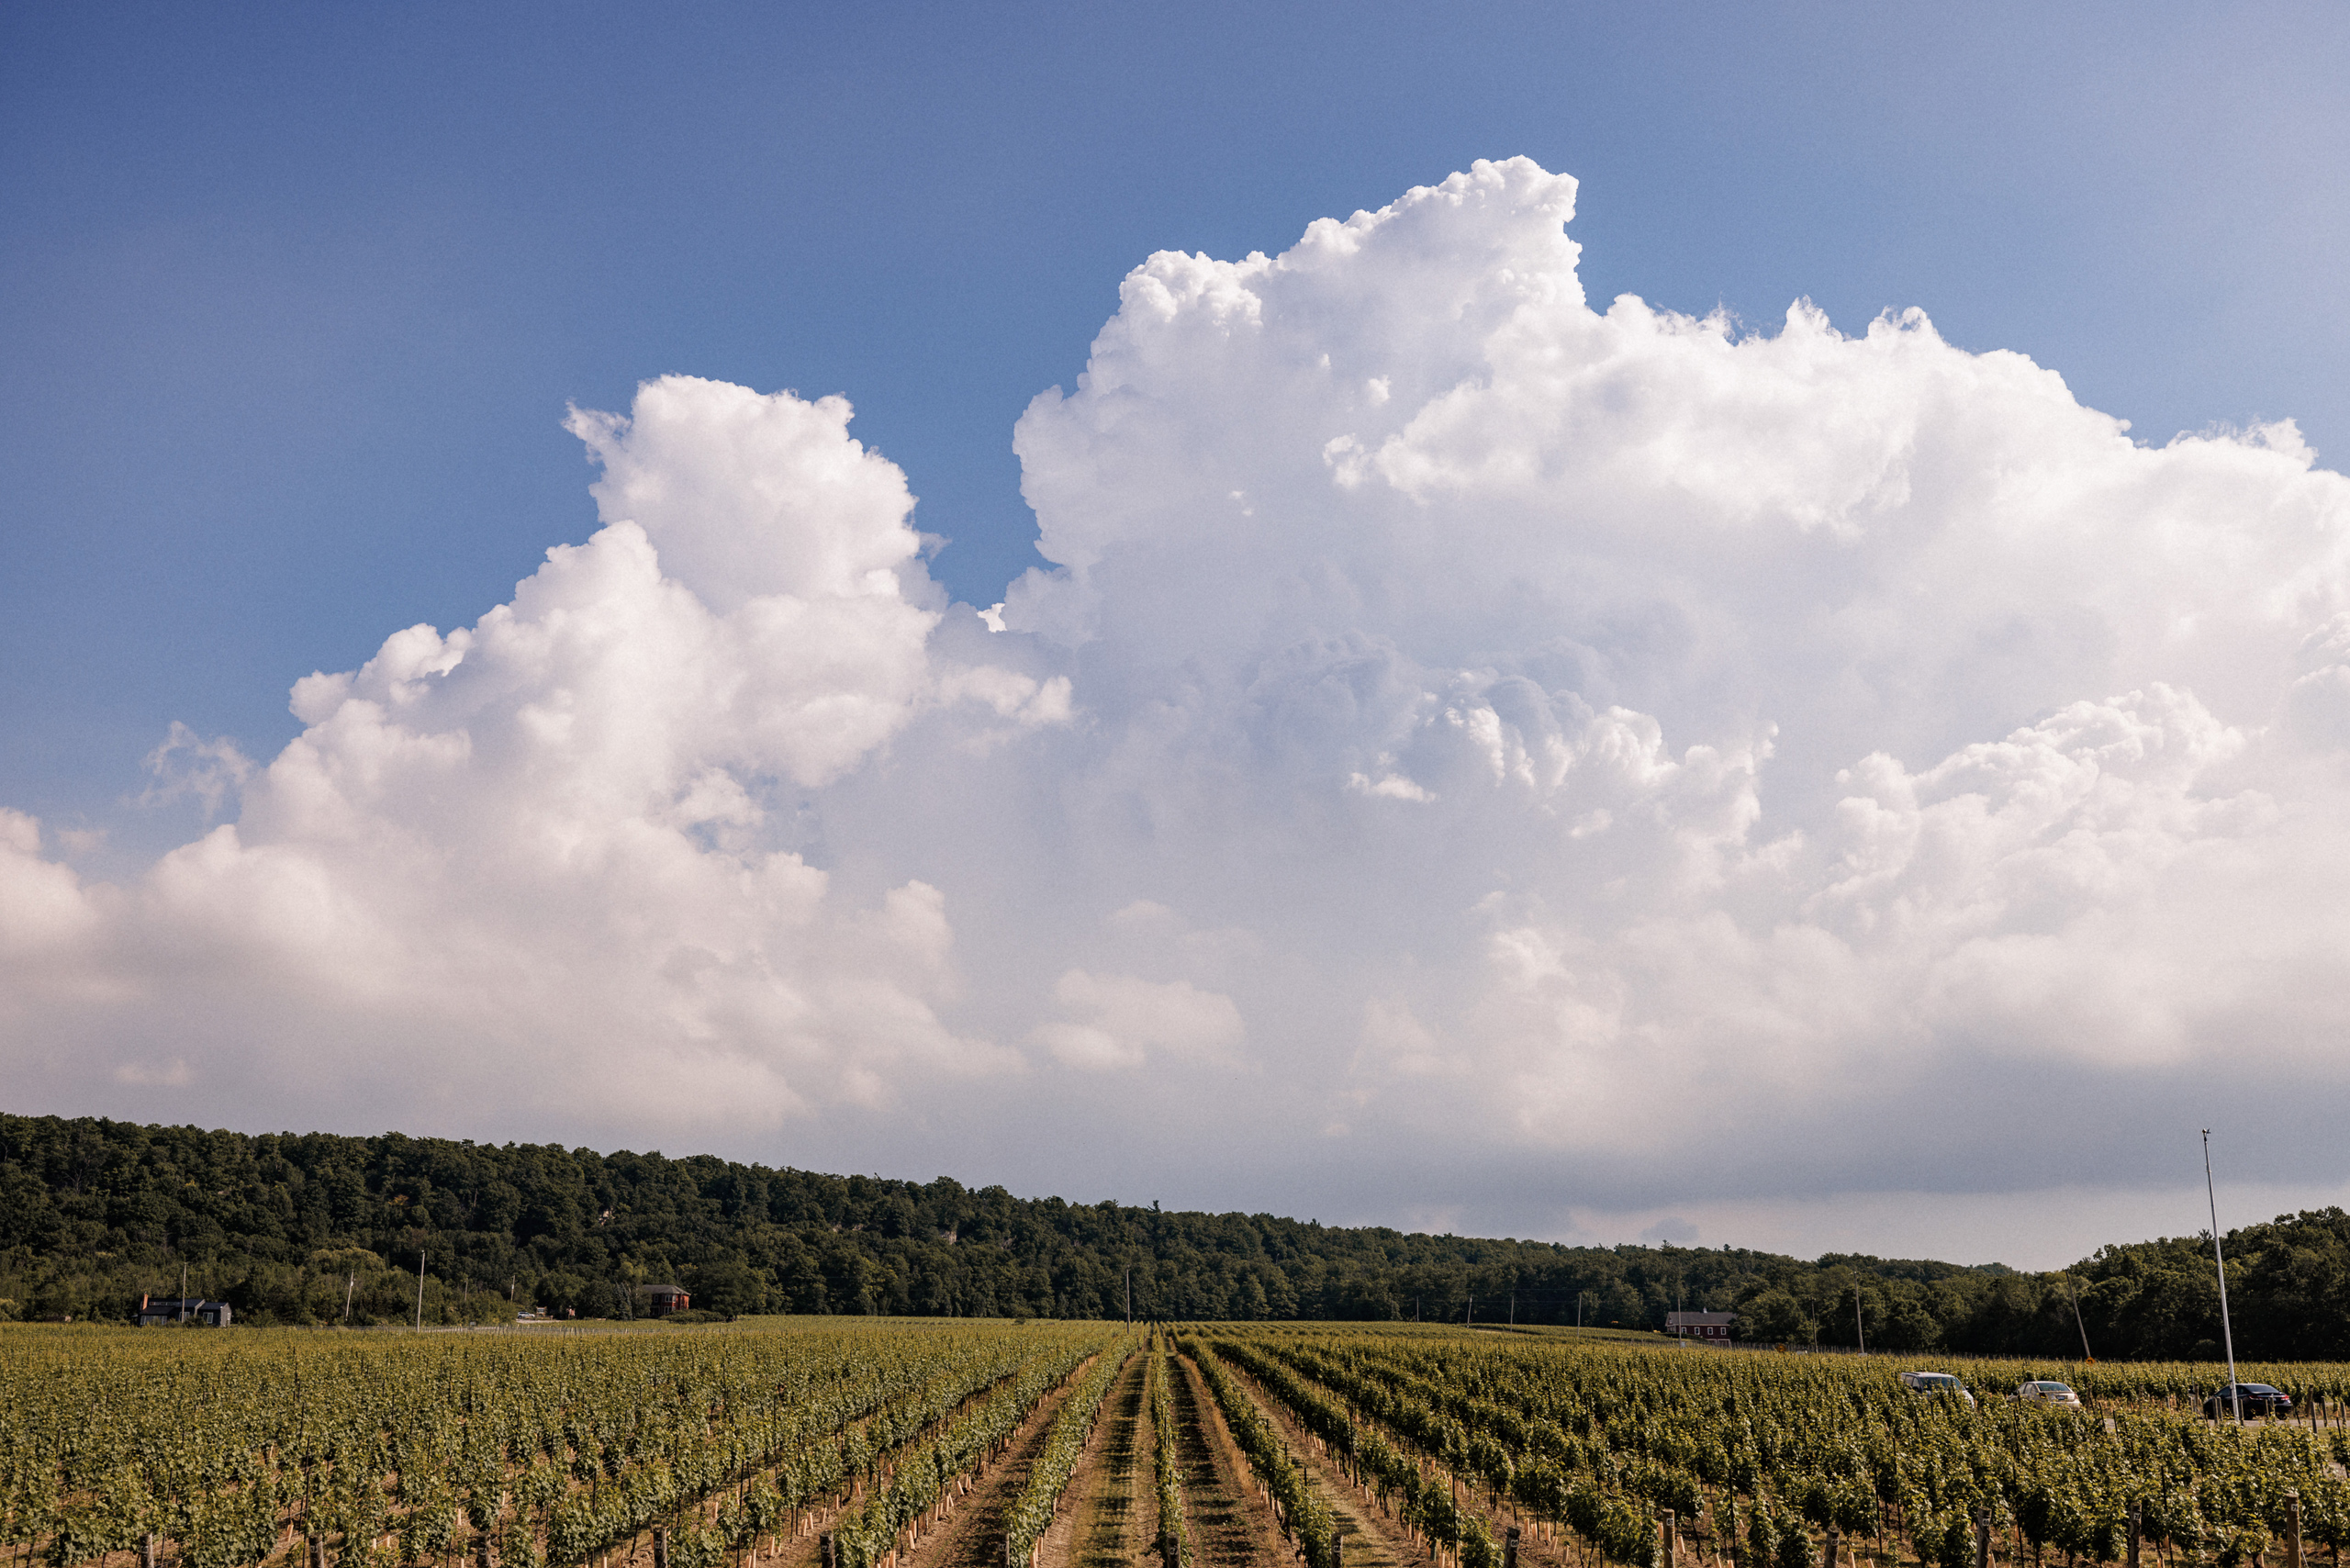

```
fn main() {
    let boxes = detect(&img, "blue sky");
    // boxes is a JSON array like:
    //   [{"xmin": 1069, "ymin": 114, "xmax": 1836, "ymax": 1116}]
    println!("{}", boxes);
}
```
[
  {"xmin": 9, "ymin": 1, "xmax": 2343, "ymax": 844},
  {"xmin": 6, "ymin": 2, "xmax": 2350, "ymax": 1264}
]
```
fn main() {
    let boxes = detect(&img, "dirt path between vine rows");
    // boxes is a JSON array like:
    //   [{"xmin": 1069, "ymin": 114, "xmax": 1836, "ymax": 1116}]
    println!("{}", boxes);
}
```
[
  {"xmin": 847, "ymin": 1356, "xmax": 1099, "ymax": 1568},
  {"xmin": 1211, "ymin": 1359, "xmax": 1420, "ymax": 1568},
  {"xmin": 1170, "ymin": 1351, "xmax": 1286, "ymax": 1568},
  {"xmin": 1212, "ymin": 1344, "xmax": 1729, "ymax": 1568},
  {"xmin": 575, "ymin": 1358, "xmax": 1090, "ymax": 1568},
  {"xmin": 1217, "ymin": 1355, "xmax": 1703, "ymax": 1568},
  {"xmin": 1035, "ymin": 1349, "xmax": 1151, "ymax": 1568}
]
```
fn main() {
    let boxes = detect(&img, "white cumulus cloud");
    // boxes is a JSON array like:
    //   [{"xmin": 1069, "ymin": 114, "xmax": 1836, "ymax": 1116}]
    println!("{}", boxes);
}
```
[
  {"xmin": 0, "ymin": 375, "xmax": 1045, "ymax": 1140},
  {"xmin": 7, "ymin": 160, "xmax": 2350, "ymax": 1261}
]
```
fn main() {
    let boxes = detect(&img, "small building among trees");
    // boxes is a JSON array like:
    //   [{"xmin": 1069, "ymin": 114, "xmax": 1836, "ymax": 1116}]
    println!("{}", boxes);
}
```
[
  {"xmin": 137, "ymin": 1296, "xmax": 232, "ymax": 1327},
  {"xmin": 639, "ymin": 1284, "xmax": 690, "ymax": 1316},
  {"xmin": 1666, "ymin": 1309, "xmax": 1733, "ymax": 1341}
]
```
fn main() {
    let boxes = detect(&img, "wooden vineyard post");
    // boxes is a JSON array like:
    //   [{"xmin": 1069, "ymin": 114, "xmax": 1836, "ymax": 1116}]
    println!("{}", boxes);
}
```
[
  {"xmin": 142, "ymin": 1535, "xmax": 157, "ymax": 1568},
  {"xmin": 655, "ymin": 1531, "xmax": 670, "ymax": 1568},
  {"xmin": 1664, "ymin": 1513, "xmax": 1676, "ymax": 1568},
  {"xmin": 2130, "ymin": 1501, "xmax": 2142, "ymax": 1568},
  {"xmin": 1975, "ymin": 1511, "xmax": 1993, "ymax": 1568},
  {"xmin": 1506, "ymin": 1526, "xmax": 1521, "ymax": 1568},
  {"xmin": 2288, "ymin": 1492, "xmax": 2303, "ymax": 1568},
  {"xmin": 1825, "ymin": 1529, "xmax": 1840, "ymax": 1568}
]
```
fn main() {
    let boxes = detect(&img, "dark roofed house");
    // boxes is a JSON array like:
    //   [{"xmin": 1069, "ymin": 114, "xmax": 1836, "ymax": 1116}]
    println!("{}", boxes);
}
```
[
  {"xmin": 137, "ymin": 1296, "xmax": 231, "ymax": 1327},
  {"xmin": 1665, "ymin": 1310, "xmax": 1733, "ymax": 1341}
]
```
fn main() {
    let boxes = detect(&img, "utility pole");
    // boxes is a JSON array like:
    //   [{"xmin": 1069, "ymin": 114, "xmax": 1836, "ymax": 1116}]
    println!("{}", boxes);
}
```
[
  {"xmin": 1125, "ymin": 1267, "xmax": 1133, "ymax": 1329},
  {"xmin": 1576, "ymin": 1291, "xmax": 1583, "ymax": 1328},
  {"xmin": 343, "ymin": 1272, "xmax": 355, "ymax": 1323},
  {"xmin": 1855, "ymin": 1287, "xmax": 1866, "ymax": 1356},
  {"xmin": 2203, "ymin": 1130, "xmax": 2243, "ymax": 1424},
  {"xmin": 1467, "ymin": 1293, "xmax": 1473, "ymax": 1328},
  {"xmin": 180, "ymin": 1263, "xmax": 187, "ymax": 1324},
  {"xmin": 416, "ymin": 1249, "xmax": 426, "ymax": 1331},
  {"xmin": 2069, "ymin": 1280, "xmax": 2094, "ymax": 1362}
]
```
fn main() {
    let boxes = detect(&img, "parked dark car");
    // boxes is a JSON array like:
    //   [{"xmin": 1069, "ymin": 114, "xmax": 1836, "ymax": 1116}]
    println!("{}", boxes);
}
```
[{"xmin": 2203, "ymin": 1383, "xmax": 2292, "ymax": 1418}]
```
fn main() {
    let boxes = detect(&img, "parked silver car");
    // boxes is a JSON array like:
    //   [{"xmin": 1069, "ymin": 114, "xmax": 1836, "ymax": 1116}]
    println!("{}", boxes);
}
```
[
  {"xmin": 1898, "ymin": 1370, "xmax": 1977, "ymax": 1409},
  {"xmin": 2016, "ymin": 1379, "xmax": 2082, "ymax": 1407}
]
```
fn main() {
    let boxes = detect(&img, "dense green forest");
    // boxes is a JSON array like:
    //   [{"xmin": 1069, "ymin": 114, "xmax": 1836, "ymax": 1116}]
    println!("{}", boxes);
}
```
[{"xmin": 3, "ymin": 1114, "xmax": 2344, "ymax": 1358}]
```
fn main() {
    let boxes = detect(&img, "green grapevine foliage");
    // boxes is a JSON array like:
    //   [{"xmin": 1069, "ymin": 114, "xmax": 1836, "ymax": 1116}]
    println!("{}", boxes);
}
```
[{"xmin": 0, "ymin": 1321, "xmax": 1120, "ymax": 1568}]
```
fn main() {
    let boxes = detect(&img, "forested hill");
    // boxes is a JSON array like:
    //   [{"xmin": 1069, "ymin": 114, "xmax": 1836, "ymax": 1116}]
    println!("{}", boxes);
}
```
[{"xmin": 4, "ymin": 1113, "xmax": 2344, "ymax": 1358}]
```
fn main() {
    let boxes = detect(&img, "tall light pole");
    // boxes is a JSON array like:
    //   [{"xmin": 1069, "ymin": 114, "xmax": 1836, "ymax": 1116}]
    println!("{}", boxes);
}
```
[
  {"xmin": 2202, "ymin": 1130, "xmax": 2242, "ymax": 1425},
  {"xmin": 1854, "ymin": 1286, "xmax": 1866, "ymax": 1356},
  {"xmin": 415, "ymin": 1249, "xmax": 426, "ymax": 1331}
]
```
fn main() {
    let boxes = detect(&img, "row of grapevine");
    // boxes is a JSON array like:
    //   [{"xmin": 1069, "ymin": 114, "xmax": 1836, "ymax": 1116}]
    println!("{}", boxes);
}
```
[
  {"xmin": 0, "ymin": 1321, "xmax": 1120, "ymax": 1568},
  {"xmin": 1002, "ymin": 1341, "xmax": 1135, "ymax": 1567},
  {"xmin": 534, "ymin": 1330, "xmax": 1052, "ymax": 1568},
  {"xmin": 1203, "ymin": 1333, "xmax": 1523, "ymax": 1568},
  {"xmin": 1229, "ymin": 1330, "xmax": 2350, "ymax": 1568},
  {"xmin": 828, "ymin": 1342, "xmax": 1102, "ymax": 1568},
  {"xmin": 1177, "ymin": 1338, "xmax": 1341, "ymax": 1568},
  {"xmin": 1149, "ymin": 1344, "xmax": 1187, "ymax": 1567}
]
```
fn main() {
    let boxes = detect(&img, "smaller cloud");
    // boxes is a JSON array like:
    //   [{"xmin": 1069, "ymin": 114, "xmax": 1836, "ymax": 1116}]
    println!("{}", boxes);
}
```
[
  {"xmin": 1107, "ymin": 900, "xmax": 1181, "ymax": 934},
  {"xmin": 137, "ymin": 722, "xmax": 253, "ymax": 818},
  {"xmin": 1102, "ymin": 901, "xmax": 1263, "ymax": 967},
  {"xmin": 934, "ymin": 665, "xmax": 1075, "ymax": 747},
  {"xmin": 113, "ymin": 1057, "xmax": 194, "ymax": 1088},
  {"xmin": 1035, "ymin": 969, "xmax": 1245, "ymax": 1071},
  {"xmin": 1348, "ymin": 769, "xmax": 1436, "ymax": 802},
  {"xmin": 1356, "ymin": 994, "xmax": 1455, "ymax": 1079},
  {"xmin": 1035, "ymin": 1022, "xmax": 1144, "ymax": 1072}
]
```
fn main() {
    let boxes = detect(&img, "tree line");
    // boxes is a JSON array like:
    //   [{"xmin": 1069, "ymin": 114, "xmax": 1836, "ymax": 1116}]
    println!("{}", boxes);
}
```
[{"xmin": 2, "ymin": 1113, "xmax": 2342, "ymax": 1357}]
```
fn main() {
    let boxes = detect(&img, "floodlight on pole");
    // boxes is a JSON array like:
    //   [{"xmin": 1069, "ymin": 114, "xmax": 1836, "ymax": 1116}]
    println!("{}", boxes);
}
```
[{"xmin": 2202, "ymin": 1130, "xmax": 2242, "ymax": 1426}]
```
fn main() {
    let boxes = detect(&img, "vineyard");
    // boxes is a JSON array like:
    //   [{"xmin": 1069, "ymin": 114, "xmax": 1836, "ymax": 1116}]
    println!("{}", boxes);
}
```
[{"xmin": 7, "ymin": 1321, "xmax": 2350, "ymax": 1568}]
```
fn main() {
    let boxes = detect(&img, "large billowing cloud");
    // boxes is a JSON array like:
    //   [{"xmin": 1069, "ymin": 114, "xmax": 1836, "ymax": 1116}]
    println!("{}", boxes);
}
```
[
  {"xmin": 7, "ymin": 159, "xmax": 2350, "ymax": 1262},
  {"xmin": 0, "ymin": 378, "xmax": 1063, "ymax": 1130}
]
